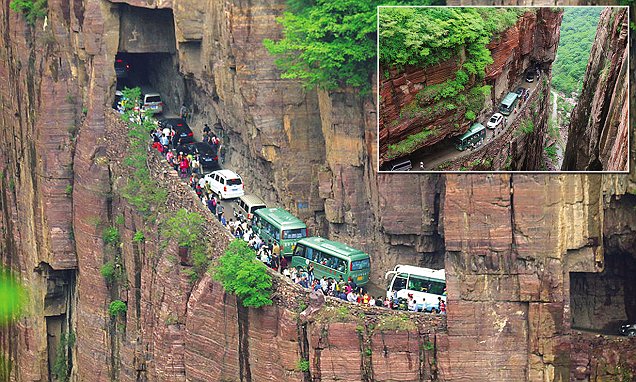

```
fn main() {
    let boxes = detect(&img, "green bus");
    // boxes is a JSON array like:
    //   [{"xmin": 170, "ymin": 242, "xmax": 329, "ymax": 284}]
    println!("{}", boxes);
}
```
[
  {"xmin": 454, "ymin": 122, "xmax": 486, "ymax": 151},
  {"xmin": 252, "ymin": 208, "xmax": 307, "ymax": 256},
  {"xmin": 291, "ymin": 237, "xmax": 371, "ymax": 286}
]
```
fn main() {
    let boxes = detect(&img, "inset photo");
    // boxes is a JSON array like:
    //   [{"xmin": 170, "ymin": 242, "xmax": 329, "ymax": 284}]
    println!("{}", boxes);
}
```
[{"xmin": 377, "ymin": 6, "xmax": 629, "ymax": 172}]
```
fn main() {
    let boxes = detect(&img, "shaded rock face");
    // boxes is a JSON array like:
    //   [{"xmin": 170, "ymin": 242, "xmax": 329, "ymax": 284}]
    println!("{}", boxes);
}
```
[
  {"xmin": 562, "ymin": 8, "xmax": 629, "ymax": 171},
  {"xmin": 1, "ymin": 1, "xmax": 636, "ymax": 382},
  {"xmin": 378, "ymin": 9, "xmax": 561, "ymax": 165}
]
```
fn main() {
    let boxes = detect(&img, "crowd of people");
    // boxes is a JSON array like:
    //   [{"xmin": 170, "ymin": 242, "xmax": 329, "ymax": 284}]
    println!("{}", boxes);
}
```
[{"xmin": 144, "ymin": 110, "xmax": 445, "ymax": 315}]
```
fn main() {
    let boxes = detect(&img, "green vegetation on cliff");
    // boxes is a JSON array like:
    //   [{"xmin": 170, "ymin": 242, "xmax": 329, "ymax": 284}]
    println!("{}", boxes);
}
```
[
  {"xmin": 9, "ymin": 0, "xmax": 47, "ymax": 25},
  {"xmin": 552, "ymin": 8, "xmax": 602, "ymax": 96},
  {"xmin": 379, "ymin": 8, "xmax": 523, "ymax": 159},
  {"xmin": 212, "ymin": 240, "xmax": 273, "ymax": 308},
  {"xmin": 264, "ymin": 0, "xmax": 442, "ymax": 90}
]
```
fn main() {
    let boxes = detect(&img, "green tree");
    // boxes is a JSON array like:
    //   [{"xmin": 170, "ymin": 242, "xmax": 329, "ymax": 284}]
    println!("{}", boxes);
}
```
[
  {"xmin": 264, "ymin": 0, "xmax": 443, "ymax": 91},
  {"xmin": 9, "ymin": 0, "xmax": 47, "ymax": 25},
  {"xmin": 108, "ymin": 300, "xmax": 127, "ymax": 317},
  {"xmin": 211, "ymin": 240, "xmax": 273, "ymax": 308},
  {"xmin": 162, "ymin": 209, "xmax": 206, "ymax": 248}
]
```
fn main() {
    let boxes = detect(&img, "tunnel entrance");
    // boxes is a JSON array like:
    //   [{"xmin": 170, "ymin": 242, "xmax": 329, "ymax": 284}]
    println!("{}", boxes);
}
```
[
  {"xmin": 114, "ymin": 4, "xmax": 186, "ymax": 116},
  {"xmin": 570, "ymin": 195, "xmax": 636, "ymax": 333},
  {"xmin": 115, "ymin": 52, "xmax": 185, "ymax": 116},
  {"xmin": 35, "ymin": 263, "xmax": 76, "ymax": 381}
]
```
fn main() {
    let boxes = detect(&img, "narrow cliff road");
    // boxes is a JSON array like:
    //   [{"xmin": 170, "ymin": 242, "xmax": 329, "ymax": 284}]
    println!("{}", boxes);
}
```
[{"xmin": 409, "ymin": 76, "xmax": 539, "ymax": 171}]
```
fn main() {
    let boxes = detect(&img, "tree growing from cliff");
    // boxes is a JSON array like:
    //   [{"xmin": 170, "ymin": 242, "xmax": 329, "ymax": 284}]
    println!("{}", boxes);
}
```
[
  {"xmin": 161, "ymin": 209, "xmax": 209, "ymax": 277},
  {"xmin": 211, "ymin": 240, "xmax": 273, "ymax": 308},
  {"xmin": 9, "ymin": 0, "xmax": 47, "ymax": 26},
  {"xmin": 263, "ymin": 0, "xmax": 443, "ymax": 91}
]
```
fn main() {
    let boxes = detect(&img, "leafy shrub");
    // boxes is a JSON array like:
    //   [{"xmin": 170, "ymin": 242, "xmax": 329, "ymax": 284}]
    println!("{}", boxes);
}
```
[
  {"xmin": 162, "ymin": 209, "xmax": 205, "ymax": 248},
  {"xmin": 100, "ymin": 261, "xmax": 116, "ymax": 283},
  {"xmin": 118, "ymin": 87, "xmax": 168, "ymax": 217},
  {"xmin": 296, "ymin": 358, "xmax": 310, "ymax": 372},
  {"xmin": 108, "ymin": 300, "xmax": 127, "ymax": 318},
  {"xmin": 518, "ymin": 119, "xmax": 534, "ymax": 134},
  {"xmin": 132, "ymin": 230, "xmax": 145, "ymax": 243},
  {"xmin": 9, "ymin": 0, "xmax": 47, "ymax": 25},
  {"xmin": 544, "ymin": 145, "xmax": 558, "ymax": 161},
  {"xmin": 386, "ymin": 128, "xmax": 437, "ymax": 160},
  {"xmin": 102, "ymin": 226, "xmax": 120, "ymax": 245},
  {"xmin": 0, "ymin": 267, "xmax": 26, "ymax": 326},
  {"xmin": 211, "ymin": 240, "xmax": 273, "ymax": 308},
  {"xmin": 64, "ymin": 185, "xmax": 73, "ymax": 197},
  {"xmin": 263, "ymin": 0, "xmax": 446, "ymax": 91},
  {"xmin": 51, "ymin": 331, "xmax": 75, "ymax": 382}
]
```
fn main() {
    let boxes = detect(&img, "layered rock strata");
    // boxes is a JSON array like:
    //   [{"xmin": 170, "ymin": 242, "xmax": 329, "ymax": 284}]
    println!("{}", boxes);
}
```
[
  {"xmin": 1, "ymin": 1, "xmax": 636, "ymax": 382},
  {"xmin": 562, "ymin": 7, "xmax": 629, "ymax": 171}
]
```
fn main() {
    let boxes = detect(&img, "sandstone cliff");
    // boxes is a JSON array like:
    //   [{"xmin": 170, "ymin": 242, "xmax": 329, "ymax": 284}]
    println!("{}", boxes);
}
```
[
  {"xmin": 562, "ymin": 7, "xmax": 629, "ymax": 171},
  {"xmin": 1, "ymin": 1, "xmax": 636, "ymax": 382}
]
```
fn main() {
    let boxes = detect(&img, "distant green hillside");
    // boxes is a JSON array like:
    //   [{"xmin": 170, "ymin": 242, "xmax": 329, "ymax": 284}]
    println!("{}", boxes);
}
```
[{"xmin": 552, "ymin": 8, "xmax": 602, "ymax": 97}]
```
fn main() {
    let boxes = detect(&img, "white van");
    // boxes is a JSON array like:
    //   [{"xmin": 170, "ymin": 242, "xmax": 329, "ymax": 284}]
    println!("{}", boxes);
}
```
[
  {"xmin": 234, "ymin": 194, "xmax": 266, "ymax": 220},
  {"xmin": 203, "ymin": 169, "xmax": 244, "ymax": 200},
  {"xmin": 142, "ymin": 92, "xmax": 163, "ymax": 114},
  {"xmin": 385, "ymin": 264, "xmax": 446, "ymax": 312}
]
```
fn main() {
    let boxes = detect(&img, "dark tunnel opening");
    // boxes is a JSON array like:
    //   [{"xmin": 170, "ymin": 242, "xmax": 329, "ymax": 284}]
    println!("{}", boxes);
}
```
[
  {"xmin": 570, "ymin": 194, "xmax": 636, "ymax": 334},
  {"xmin": 113, "ymin": 4, "xmax": 186, "ymax": 116}
]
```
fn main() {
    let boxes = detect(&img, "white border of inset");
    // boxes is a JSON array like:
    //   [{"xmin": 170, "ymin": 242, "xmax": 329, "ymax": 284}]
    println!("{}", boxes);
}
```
[{"xmin": 376, "ymin": 5, "xmax": 630, "ymax": 174}]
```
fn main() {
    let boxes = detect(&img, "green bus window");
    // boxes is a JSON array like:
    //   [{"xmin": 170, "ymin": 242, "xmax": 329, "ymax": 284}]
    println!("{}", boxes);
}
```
[
  {"xmin": 294, "ymin": 245, "xmax": 305, "ymax": 257},
  {"xmin": 351, "ymin": 258, "xmax": 370, "ymax": 271},
  {"xmin": 408, "ymin": 276, "xmax": 427, "ymax": 292},
  {"xmin": 306, "ymin": 247, "xmax": 314, "ymax": 261},
  {"xmin": 283, "ymin": 228, "xmax": 306, "ymax": 240},
  {"xmin": 428, "ymin": 280, "xmax": 446, "ymax": 295}
]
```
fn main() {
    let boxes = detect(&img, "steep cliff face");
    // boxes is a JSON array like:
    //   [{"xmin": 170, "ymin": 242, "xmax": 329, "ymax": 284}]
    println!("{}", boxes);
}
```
[
  {"xmin": 2, "ymin": 1, "xmax": 636, "ymax": 382},
  {"xmin": 562, "ymin": 7, "xmax": 629, "ymax": 171},
  {"xmin": 378, "ymin": 9, "xmax": 562, "ymax": 167}
]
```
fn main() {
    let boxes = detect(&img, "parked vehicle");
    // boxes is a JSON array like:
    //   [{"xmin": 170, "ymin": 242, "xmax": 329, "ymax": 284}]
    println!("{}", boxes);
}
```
[
  {"xmin": 499, "ymin": 92, "xmax": 520, "ymax": 116},
  {"xmin": 234, "ymin": 194, "xmax": 267, "ymax": 221},
  {"xmin": 487, "ymin": 113, "xmax": 504, "ymax": 129},
  {"xmin": 113, "ymin": 90, "xmax": 124, "ymax": 109},
  {"xmin": 142, "ymin": 92, "xmax": 163, "ymax": 114},
  {"xmin": 114, "ymin": 56, "xmax": 130, "ymax": 78},
  {"xmin": 389, "ymin": 159, "xmax": 412, "ymax": 171},
  {"xmin": 203, "ymin": 169, "xmax": 244, "ymax": 200},
  {"xmin": 385, "ymin": 265, "xmax": 446, "ymax": 312},
  {"xmin": 177, "ymin": 142, "xmax": 220, "ymax": 172},
  {"xmin": 158, "ymin": 118, "xmax": 194, "ymax": 146},
  {"xmin": 454, "ymin": 123, "xmax": 486, "ymax": 151},
  {"xmin": 525, "ymin": 69, "xmax": 535, "ymax": 83},
  {"xmin": 292, "ymin": 237, "xmax": 371, "ymax": 286},
  {"xmin": 515, "ymin": 86, "xmax": 528, "ymax": 99},
  {"xmin": 619, "ymin": 323, "xmax": 636, "ymax": 337},
  {"xmin": 252, "ymin": 208, "xmax": 307, "ymax": 257}
]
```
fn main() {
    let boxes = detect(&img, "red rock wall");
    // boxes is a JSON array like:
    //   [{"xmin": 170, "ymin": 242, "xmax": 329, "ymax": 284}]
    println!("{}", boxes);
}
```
[
  {"xmin": 2, "ymin": 1, "xmax": 636, "ymax": 382},
  {"xmin": 563, "ymin": 8, "xmax": 629, "ymax": 171}
]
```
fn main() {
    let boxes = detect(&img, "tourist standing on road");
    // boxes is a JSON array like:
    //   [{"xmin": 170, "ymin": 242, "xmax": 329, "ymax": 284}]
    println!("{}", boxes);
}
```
[
  {"xmin": 216, "ymin": 203, "xmax": 224, "ymax": 221},
  {"xmin": 438, "ymin": 297, "xmax": 446, "ymax": 314},
  {"xmin": 307, "ymin": 263, "xmax": 314, "ymax": 284}
]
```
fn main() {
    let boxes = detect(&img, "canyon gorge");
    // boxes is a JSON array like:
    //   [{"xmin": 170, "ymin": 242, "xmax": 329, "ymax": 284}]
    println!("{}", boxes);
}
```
[{"xmin": 0, "ymin": 1, "xmax": 635, "ymax": 382}]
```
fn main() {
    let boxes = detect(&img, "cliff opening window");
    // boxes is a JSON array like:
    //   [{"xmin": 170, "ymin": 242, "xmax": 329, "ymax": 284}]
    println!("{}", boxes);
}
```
[
  {"xmin": 115, "ymin": 4, "xmax": 186, "ymax": 115},
  {"xmin": 570, "ymin": 249, "xmax": 636, "ymax": 333}
]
